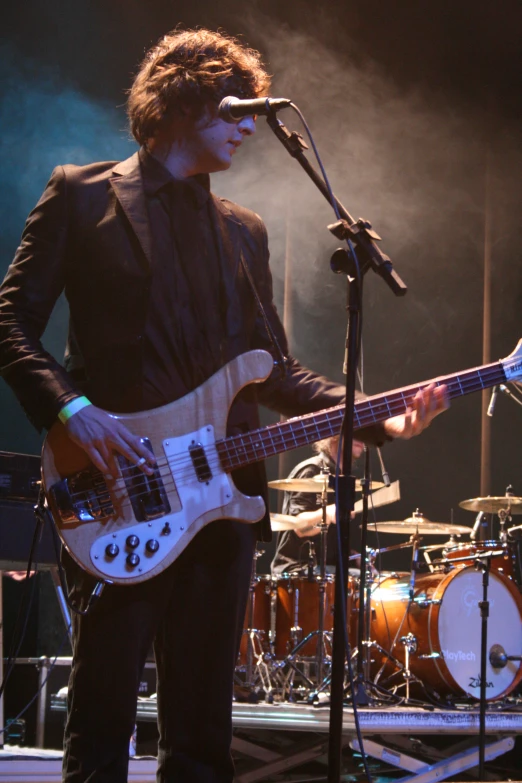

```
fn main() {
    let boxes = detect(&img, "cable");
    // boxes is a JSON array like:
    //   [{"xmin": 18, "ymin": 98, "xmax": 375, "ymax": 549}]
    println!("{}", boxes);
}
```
[{"xmin": 48, "ymin": 516, "xmax": 104, "ymax": 617}]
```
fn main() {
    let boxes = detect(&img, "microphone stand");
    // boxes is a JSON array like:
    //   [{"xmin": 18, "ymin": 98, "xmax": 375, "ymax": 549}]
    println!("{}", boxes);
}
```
[
  {"xmin": 265, "ymin": 109, "xmax": 408, "ymax": 783},
  {"xmin": 477, "ymin": 554, "xmax": 492, "ymax": 782},
  {"xmin": 355, "ymin": 447, "xmax": 371, "ymax": 700}
]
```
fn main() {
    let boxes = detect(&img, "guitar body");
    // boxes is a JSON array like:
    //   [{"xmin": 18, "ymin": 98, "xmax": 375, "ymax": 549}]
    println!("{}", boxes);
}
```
[{"xmin": 41, "ymin": 350, "xmax": 274, "ymax": 585}]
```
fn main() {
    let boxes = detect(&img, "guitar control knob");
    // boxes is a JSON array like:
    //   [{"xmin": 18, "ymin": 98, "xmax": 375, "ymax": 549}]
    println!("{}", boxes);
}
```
[
  {"xmin": 126, "ymin": 535, "xmax": 140, "ymax": 549},
  {"xmin": 126, "ymin": 553, "xmax": 140, "ymax": 568},
  {"xmin": 146, "ymin": 539, "xmax": 159, "ymax": 553},
  {"xmin": 105, "ymin": 543, "xmax": 119, "ymax": 558}
]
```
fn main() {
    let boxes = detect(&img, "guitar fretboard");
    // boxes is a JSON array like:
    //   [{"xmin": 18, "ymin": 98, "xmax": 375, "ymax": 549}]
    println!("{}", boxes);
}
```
[{"xmin": 216, "ymin": 360, "xmax": 506, "ymax": 472}]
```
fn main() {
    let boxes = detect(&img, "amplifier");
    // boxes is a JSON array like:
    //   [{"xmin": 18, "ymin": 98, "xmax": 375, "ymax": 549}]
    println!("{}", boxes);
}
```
[
  {"xmin": 0, "ymin": 450, "xmax": 40, "ymax": 502},
  {"xmin": 0, "ymin": 450, "xmax": 56, "ymax": 569}
]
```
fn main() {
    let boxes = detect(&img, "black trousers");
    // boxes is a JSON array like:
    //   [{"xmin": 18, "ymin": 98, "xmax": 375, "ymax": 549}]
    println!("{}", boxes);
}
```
[{"xmin": 62, "ymin": 519, "xmax": 258, "ymax": 783}]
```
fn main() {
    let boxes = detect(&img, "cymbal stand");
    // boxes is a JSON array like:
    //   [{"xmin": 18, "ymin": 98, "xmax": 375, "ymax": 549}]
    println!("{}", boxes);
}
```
[
  {"xmin": 408, "ymin": 531, "xmax": 422, "ymax": 601},
  {"xmin": 361, "ymin": 550, "xmax": 377, "ymax": 684},
  {"xmin": 316, "ymin": 470, "xmax": 331, "ymax": 688},
  {"xmin": 355, "ymin": 454, "xmax": 372, "ymax": 703},
  {"xmin": 243, "ymin": 549, "xmax": 271, "ymax": 691},
  {"xmin": 475, "ymin": 552, "xmax": 492, "ymax": 781}
]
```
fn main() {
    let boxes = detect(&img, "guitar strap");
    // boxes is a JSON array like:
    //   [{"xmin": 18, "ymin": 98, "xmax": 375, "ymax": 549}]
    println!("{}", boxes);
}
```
[{"xmin": 239, "ymin": 252, "xmax": 289, "ymax": 379}]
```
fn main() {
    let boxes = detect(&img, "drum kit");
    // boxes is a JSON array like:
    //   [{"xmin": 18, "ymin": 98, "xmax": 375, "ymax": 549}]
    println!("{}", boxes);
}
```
[{"xmin": 235, "ymin": 476, "xmax": 522, "ymax": 706}]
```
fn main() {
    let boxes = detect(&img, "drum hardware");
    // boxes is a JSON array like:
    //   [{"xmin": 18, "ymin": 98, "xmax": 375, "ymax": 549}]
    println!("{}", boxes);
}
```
[
  {"xmin": 439, "ymin": 549, "xmax": 506, "ymax": 566},
  {"xmin": 438, "ymin": 540, "xmax": 518, "ymax": 582},
  {"xmin": 412, "ymin": 597, "xmax": 441, "ymax": 608},
  {"xmin": 408, "ymin": 532, "xmax": 422, "ymax": 601},
  {"xmin": 400, "ymin": 632, "xmax": 417, "ymax": 701},
  {"xmin": 422, "ymin": 540, "xmax": 454, "ymax": 572},
  {"xmin": 470, "ymin": 511, "xmax": 488, "ymax": 541},
  {"xmin": 306, "ymin": 540, "xmax": 315, "ymax": 581},
  {"xmin": 489, "ymin": 644, "xmax": 522, "ymax": 669}
]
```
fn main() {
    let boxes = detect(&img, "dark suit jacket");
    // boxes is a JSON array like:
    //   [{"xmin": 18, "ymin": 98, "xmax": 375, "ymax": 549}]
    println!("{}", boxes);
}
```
[{"xmin": 0, "ymin": 151, "xmax": 363, "ymax": 538}]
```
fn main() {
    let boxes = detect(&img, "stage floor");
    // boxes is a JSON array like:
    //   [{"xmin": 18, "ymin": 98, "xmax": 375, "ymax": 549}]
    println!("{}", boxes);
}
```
[{"xmin": 2, "ymin": 697, "xmax": 518, "ymax": 783}]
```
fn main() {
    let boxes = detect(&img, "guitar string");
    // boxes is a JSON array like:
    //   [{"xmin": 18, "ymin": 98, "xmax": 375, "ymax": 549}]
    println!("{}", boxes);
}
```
[{"xmin": 62, "ymin": 366, "xmax": 504, "ymax": 509}]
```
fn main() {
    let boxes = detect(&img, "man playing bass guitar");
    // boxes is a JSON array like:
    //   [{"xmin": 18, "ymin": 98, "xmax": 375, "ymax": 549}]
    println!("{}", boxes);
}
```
[{"xmin": 0, "ymin": 28, "xmax": 447, "ymax": 783}]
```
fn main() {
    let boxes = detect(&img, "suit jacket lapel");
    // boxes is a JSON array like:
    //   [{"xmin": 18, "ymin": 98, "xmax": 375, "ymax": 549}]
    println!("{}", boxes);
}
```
[{"xmin": 109, "ymin": 153, "xmax": 153, "ymax": 269}]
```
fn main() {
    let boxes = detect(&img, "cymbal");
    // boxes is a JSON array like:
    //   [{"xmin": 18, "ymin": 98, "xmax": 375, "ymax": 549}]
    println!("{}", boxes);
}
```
[
  {"xmin": 365, "ymin": 510, "xmax": 470, "ymax": 536},
  {"xmin": 268, "ymin": 477, "xmax": 384, "ymax": 493},
  {"xmin": 270, "ymin": 513, "xmax": 308, "ymax": 531},
  {"xmin": 459, "ymin": 496, "xmax": 522, "ymax": 514}
]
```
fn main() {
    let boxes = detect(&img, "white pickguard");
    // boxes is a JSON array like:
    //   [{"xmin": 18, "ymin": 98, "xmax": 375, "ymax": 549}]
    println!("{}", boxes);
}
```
[{"xmin": 89, "ymin": 425, "xmax": 233, "ymax": 579}]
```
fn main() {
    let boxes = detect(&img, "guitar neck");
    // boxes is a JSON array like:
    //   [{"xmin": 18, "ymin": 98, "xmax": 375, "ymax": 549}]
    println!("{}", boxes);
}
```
[{"xmin": 217, "ymin": 358, "xmax": 506, "ymax": 472}]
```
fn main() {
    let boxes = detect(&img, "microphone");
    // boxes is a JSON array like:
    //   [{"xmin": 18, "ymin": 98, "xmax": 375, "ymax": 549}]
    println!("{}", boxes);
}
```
[
  {"xmin": 487, "ymin": 386, "xmax": 498, "ymax": 417},
  {"xmin": 375, "ymin": 446, "xmax": 391, "ymax": 487},
  {"xmin": 470, "ymin": 511, "xmax": 487, "ymax": 541},
  {"xmin": 218, "ymin": 96, "xmax": 291, "ymax": 121}
]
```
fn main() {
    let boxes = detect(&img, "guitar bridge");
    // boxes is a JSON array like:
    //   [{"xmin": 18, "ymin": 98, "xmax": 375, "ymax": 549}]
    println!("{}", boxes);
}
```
[
  {"xmin": 117, "ymin": 438, "xmax": 170, "ymax": 522},
  {"xmin": 50, "ymin": 471, "xmax": 114, "ymax": 523}
]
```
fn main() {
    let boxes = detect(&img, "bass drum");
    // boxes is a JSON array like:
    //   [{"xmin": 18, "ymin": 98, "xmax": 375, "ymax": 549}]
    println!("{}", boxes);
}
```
[{"xmin": 370, "ymin": 567, "xmax": 522, "ymax": 701}]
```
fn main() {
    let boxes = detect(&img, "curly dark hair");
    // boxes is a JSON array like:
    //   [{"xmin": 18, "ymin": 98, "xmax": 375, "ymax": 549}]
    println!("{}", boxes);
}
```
[{"xmin": 127, "ymin": 28, "xmax": 271, "ymax": 144}]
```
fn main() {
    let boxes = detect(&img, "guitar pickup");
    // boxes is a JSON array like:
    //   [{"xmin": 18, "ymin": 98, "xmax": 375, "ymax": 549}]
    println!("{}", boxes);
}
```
[
  {"xmin": 189, "ymin": 442, "xmax": 212, "ymax": 483},
  {"xmin": 117, "ymin": 438, "xmax": 170, "ymax": 522},
  {"xmin": 50, "ymin": 471, "xmax": 113, "ymax": 523}
]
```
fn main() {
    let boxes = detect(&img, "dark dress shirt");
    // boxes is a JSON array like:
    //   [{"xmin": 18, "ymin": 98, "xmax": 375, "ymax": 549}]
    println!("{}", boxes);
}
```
[{"xmin": 139, "ymin": 148, "xmax": 226, "ymax": 408}]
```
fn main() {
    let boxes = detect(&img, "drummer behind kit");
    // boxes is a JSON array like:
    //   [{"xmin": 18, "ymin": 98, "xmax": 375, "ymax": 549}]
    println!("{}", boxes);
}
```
[{"xmin": 237, "ymin": 482, "xmax": 522, "ymax": 705}]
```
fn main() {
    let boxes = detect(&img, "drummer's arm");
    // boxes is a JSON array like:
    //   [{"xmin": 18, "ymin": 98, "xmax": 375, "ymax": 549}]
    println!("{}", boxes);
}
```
[
  {"xmin": 293, "ymin": 503, "xmax": 337, "ymax": 538},
  {"xmin": 293, "ymin": 504, "xmax": 358, "ymax": 538}
]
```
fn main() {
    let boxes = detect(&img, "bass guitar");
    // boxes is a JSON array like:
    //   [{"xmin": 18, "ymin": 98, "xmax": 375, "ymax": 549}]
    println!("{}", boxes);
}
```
[{"xmin": 41, "ymin": 340, "xmax": 522, "ymax": 584}]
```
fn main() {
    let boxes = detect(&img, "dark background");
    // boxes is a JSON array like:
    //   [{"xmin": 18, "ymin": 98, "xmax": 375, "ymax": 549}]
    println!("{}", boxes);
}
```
[{"xmin": 1, "ymin": 0, "xmax": 522, "ymax": 604}]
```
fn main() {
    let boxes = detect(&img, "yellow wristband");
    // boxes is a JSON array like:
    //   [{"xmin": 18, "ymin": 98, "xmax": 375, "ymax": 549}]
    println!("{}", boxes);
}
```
[{"xmin": 58, "ymin": 396, "xmax": 92, "ymax": 424}]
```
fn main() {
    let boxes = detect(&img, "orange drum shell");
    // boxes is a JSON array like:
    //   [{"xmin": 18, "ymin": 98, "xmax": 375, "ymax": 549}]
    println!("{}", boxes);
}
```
[
  {"xmin": 370, "ymin": 569, "xmax": 522, "ymax": 701},
  {"xmin": 444, "ymin": 540, "xmax": 517, "ymax": 581},
  {"xmin": 274, "ymin": 575, "xmax": 335, "ymax": 658},
  {"xmin": 274, "ymin": 574, "xmax": 360, "ymax": 658}
]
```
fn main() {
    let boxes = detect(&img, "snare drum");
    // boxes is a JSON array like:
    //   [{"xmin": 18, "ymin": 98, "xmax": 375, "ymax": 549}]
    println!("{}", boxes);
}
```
[
  {"xmin": 370, "ymin": 567, "xmax": 522, "ymax": 700},
  {"xmin": 238, "ymin": 575, "xmax": 274, "ymax": 666},
  {"xmin": 444, "ymin": 540, "xmax": 517, "ymax": 581}
]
